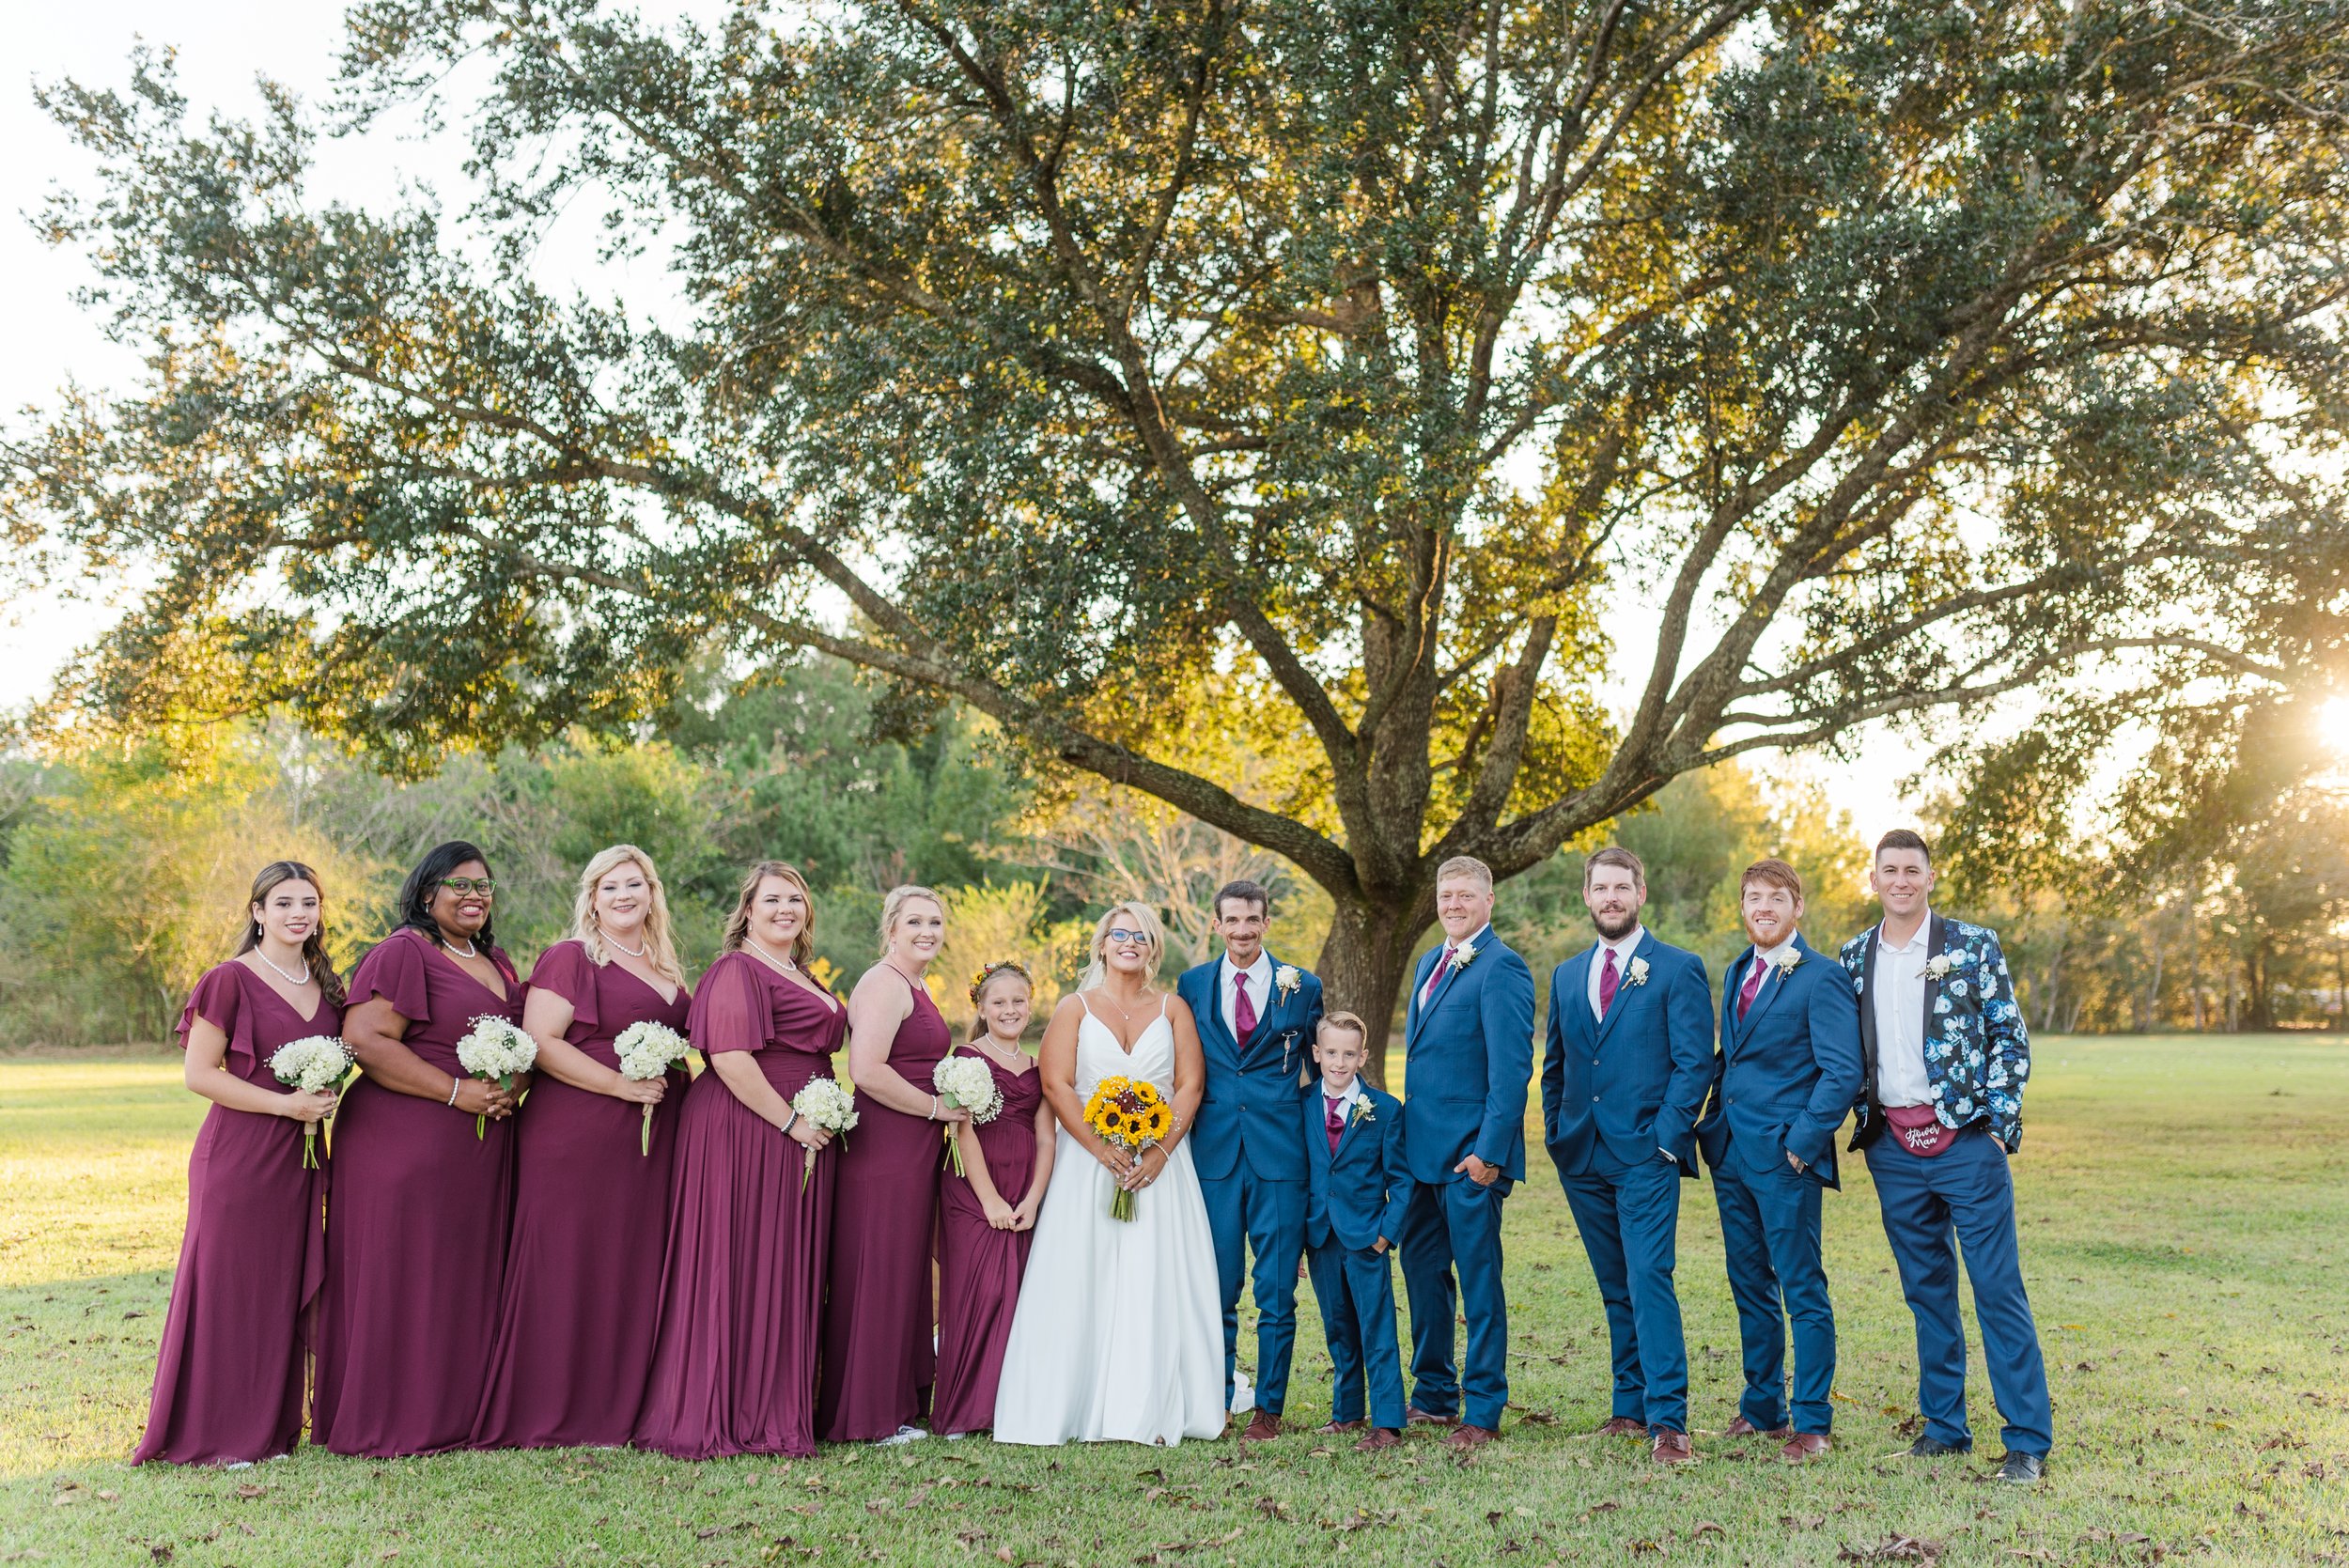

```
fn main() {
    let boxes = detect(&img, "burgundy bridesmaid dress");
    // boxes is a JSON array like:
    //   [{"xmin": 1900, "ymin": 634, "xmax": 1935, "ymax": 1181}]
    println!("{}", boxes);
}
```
[
  {"xmin": 634, "ymin": 952, "xmax": 846, "ymax": 1459},
  {"xmin": 310, "ymin": 927, "xmax": 527, "ymax": 1457},
  {"xmin": 816, "ymin": 969, "xmax": 955, "ymax": 1442},
  {"xmin": 930, "ymin": 1046, "xmax": 1045, "ymax": 1436},
  {"xmin": 135, "ymin": 963, "xmax": 342, "ymax": 1465},
  {"xmin": 472, "ymin": 940, "xmax": 692, "ymax": 1449}
]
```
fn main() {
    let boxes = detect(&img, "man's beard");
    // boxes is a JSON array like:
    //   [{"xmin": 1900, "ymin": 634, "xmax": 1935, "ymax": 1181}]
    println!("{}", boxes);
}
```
[{"xmin": 1592, "ymin": 908, "xmax": 1639, "ymax": 941}]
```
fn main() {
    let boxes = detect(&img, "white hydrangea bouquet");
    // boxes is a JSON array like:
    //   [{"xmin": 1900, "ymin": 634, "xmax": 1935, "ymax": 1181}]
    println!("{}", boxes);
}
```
[
  {"xmin": 455, "ymin": 1015, "xmax": 537, "ymax": 1139},
  {"xmin": 613, "ymin": 1019, "xmax": 692, "ymax": 1157},
  {"xmin": 267, "ymin": 1033, "xmax": 352, "ymax": 1170},
  {"xmin": 788, "ymin": 1078, "xmax": 859, "ymax": 1191},
  {"xmin": 933, "ymin": 1052, "xmax": 1004, "ymax": 1176}
]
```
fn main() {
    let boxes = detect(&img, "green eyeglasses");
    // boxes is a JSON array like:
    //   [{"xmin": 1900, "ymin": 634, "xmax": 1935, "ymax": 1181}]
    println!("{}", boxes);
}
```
[{"xmin": 440, "ymin": 877, "xmax": 497, "ymax": 895}]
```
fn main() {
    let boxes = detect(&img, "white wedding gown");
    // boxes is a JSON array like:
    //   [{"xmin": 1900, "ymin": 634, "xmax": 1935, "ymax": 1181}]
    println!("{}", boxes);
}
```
[{"xmin": 992, "ymin": 999, "xmax": 1226, "ymax": 1446}]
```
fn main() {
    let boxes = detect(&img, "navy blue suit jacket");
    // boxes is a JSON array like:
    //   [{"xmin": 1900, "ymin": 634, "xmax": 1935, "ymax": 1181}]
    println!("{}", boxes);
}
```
[
  {"xmin": 1176, "ymin": 952, "xmax": 1324, "ymax": 1184},
  {"xmin": 1695, "ymin": 934, "xmax": 1864, "ymax": 1188},
  {"xmin": 1400, "ymin": 926, "xmax": 1535, "ymax": 1187},
  {"xmin": 1540, "ymin": 931, "xmax": 1715, "ymax": 1175},
  {"xmin": 1304, "ymin": 1080, "xmax": 1413, "ymax": 1252}
]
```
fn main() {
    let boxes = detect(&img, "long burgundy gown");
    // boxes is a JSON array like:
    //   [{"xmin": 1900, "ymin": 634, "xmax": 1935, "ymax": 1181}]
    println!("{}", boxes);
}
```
[
  {"xmin": 135, "ymin": 962, "xmax": 342, "ymax": 1465},
  {"xmin": 310, "ymin": 927, "xmax": 527, "ymax": 1457},
  {"xmin": 816, "ymin": 968, "xmax": 955, "ymax": 1442},
  {"xmin": 634, "ymin": 951, "xmax": 845, "ymax": 1459},
  {"xmin": 472, "ymin": 940, "xmax": 692, "ymax": 1449},
  {"xmin": 930, "ymin": 1045, "xmax": 1046, "ymax": 1436}
]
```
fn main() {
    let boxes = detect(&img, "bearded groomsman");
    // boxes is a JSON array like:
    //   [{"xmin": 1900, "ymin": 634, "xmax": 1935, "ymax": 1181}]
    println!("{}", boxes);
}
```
[
  {"xmin": 1842, "ymin": 830, "xmax": 2051, "ymax": 1485},
  {"xmin": 1397, "ymin": 856, "xmax": 1535, "ymax": 1452},
  {"xmin": 1539, "ymin": 847, "xmax": 1716, "ymax": 1466},
  {"xmin": 1175, "ymin": 880, "xmax": 1324, "ymax": 1440},
  {"xmin": 1696, "ymin": 858, "xmax": 1863, "ymax": 1463}
]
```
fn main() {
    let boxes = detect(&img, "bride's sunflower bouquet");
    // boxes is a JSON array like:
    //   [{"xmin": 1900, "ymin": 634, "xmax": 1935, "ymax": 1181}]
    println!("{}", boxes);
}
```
[{"xmin": 1082, "ymin": 1075, "xmax": 1173, "ymax": 1222}]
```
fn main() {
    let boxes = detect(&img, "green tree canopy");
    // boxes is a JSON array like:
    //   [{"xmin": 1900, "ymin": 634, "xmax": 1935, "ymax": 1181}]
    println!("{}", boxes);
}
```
[{"xmin": 8, "ymin": 0, "xmax": 2348, "ymax": 1059}]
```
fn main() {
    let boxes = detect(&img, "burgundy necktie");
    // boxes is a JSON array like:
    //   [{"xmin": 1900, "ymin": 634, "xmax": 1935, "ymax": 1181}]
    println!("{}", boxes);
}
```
[
  {"xmin": 1736, "ymin": 955, "xmax": 1767, "ymax": 1020},
  {"xmin": 1233, "ymin": 970, "xmax": 1257, "ymax": 1051},
  {"xmin": 1598, "ymin": 947, "xmax": 1621, "ymax": 1017},
  {"xmin": 1326, "ymin": 1097, "xmax": 1346, "ymax": 1155},
  {"xmin": 1422, "ymin": 946, "xmax": 1456, "ymax": 1007}
]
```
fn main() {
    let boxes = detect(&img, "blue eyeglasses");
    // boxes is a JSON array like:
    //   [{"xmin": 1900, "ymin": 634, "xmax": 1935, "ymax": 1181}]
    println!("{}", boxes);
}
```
[{"xmin": 1107, "ymin": 928, "xmax": 1151, "ymax": 946}]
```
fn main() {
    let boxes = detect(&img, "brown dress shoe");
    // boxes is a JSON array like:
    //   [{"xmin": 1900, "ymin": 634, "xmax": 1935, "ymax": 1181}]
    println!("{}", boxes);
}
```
[
  {"xmin": 1353, "ymin": 1427, "xmax": 1403, "ymax": 1452},
  {"xmin": 1651, "ymin": 1430, "xmax": 1697, "ymax": 1466},
  {"xmin": 1316, "ymin": 1418, "xmax": 1368, "ymax": 1435},
  {"xmin": 1407, "ymin": 1405, "xmax": 1457, "ymax": 1427},
  {"xmin": 1241, "ymin": 1411, "xmax": 1283, "ymax": 1443},
  {"xmin": 1779, "ymin": 1432, "xmax": 1832, "ymax": 1463},
  {"xmin": 1723, "ymin": 1416, "xmax": 1793, "ymax": 1439},
  {"xmin": 1595, "ymin": 1416, "xmax": 1647, "ymax": 1438},
  {"xmin": 1444, "ymin": 1422, "xmax": 1500, "ymax": 1452}
]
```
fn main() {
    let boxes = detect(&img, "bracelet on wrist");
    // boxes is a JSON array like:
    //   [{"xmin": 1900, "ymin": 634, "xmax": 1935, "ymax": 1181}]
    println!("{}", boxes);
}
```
[
  {"xmin": 780, "ymin": 1107, "xmax": 799, "ymax": 1135},
  {"xmin": 446, "ymin": 1078, "xmax": 460, "ymax": 1107}
]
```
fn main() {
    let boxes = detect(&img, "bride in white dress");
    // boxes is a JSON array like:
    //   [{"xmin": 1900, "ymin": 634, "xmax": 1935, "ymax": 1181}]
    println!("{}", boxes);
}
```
[{"xmin": 993, "ymin": 903, "xmax": 1227, "ymax": 1445}]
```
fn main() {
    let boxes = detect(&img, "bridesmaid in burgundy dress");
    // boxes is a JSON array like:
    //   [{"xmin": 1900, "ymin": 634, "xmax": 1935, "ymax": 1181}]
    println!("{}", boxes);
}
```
[
  {"xmin": 136, "ymin": 861, "xmax": 346, "ymax": 1466},
  {"xmin": 931, "ymin": 961, "xmax": 1057, "ymax": 1437},
  {"xmin": 474, "ymin": 844, "xmax": 692, "ymax": 1449},
  {"xmin": 311, "ymin": 841, "xmax": 529, "ymax": 1457},
  {"xmin": 636, "ymin": 861, "xmax": 845, "ymax": 1459},
  {"xmin": 817, "ymin": 884, "xmax": 965, "ymax": 1444}
]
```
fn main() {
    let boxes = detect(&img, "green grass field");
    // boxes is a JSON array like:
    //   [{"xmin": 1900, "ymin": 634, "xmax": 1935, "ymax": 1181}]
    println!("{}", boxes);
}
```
[{"xmin": 3, "ymin": 1036, "xmax": 2345, "ymax": 1566}]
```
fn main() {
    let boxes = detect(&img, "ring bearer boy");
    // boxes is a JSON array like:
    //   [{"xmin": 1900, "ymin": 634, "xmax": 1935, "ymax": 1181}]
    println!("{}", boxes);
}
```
[{"xmin": 1302, "ymin": 1012, "xmax": 1414, "ymax": 1452}]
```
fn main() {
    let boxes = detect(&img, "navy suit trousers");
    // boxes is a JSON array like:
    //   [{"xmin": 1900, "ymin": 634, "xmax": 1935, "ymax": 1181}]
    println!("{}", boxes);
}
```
[
  {"xmin": 1305, "ymin": 1238, "xmax": 1406, "ymax": 1430},
  {"xmin": 1865, "ymin": 1129, "xmax": 2053, "ymax": 1456},
  {"xmin": 1198, "ymin": 1166, "xmax": 1306, "ymax": 1414},
  {"xmin": 1555, "ymin": 1150, "xmax": 1688, "ymax": 1432},
  {"xmin": 1710, "ymin": 1140, "xmax": 1837, "ymax": 1434},
  {"xmin": 1397, "ymin": 1176, "xmax": 1510, "ymax": 1429}
]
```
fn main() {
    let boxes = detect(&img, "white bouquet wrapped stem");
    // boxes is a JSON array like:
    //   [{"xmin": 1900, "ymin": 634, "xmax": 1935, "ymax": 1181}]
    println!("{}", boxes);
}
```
[
  {"xmin": 613, "ymin": 1020, "xmax": 691, "ymax": 1157},
  {"xmin": 267, "ymin": 1034, "xmax": 352, "ymax": 1170},
  {"xmin": 788, "ymin": 1078, "xmax": 858, "ymax": 1192},
  {"xmin": 932, "ymin": 1052, "xmax": 1003, "ymax": 1177},
  {"xmin": 455, "ymin": 1016, "xmax": 537, "ymax": 1140}
]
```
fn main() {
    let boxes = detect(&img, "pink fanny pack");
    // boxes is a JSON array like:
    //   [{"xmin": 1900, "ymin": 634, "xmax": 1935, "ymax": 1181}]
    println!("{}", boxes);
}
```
[{"xmin": 1883, "ymin": 1104, "xmax": 1957, "ymax": 1157}]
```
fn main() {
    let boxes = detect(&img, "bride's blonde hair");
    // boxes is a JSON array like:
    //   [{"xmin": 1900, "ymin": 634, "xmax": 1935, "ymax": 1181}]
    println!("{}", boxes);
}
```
[{"xmin": 1080, "ymin": 902, "xmax": 1165, "ymax": 991}]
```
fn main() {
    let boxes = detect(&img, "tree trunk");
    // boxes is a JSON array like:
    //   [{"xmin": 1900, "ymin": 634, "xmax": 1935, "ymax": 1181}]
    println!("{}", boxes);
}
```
[
  {"xmin": 2246, "ymin": 936, "xmax": 2275, "ymax": 1031},
  {"xmin": 1315, "ymin": 896, "xmax": 1436, "ymax": 1091},
  {"xmin": 2332, "ymin": 915, "xmax": 2346, "ymax": 1032}
]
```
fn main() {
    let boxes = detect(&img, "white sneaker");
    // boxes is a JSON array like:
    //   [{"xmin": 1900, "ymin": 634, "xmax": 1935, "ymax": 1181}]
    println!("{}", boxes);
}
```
[
  {"xmin": 1230, "ymin": 1369, "xmax": 1256, "ymax": 1416},
  {"xmin": 943, "ymin": 1431, "xmax": 968, "ymax": 1442},
  {"xmin": 875, "ymin": 1424, "xmax": 930, "ymax": 1446}
]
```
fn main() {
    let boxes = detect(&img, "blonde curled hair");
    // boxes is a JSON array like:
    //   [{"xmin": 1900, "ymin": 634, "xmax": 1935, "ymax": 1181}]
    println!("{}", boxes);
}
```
[
  {"xmin": 879, "ymin": 884, "xmax": 946, "ymax": 957},
  {"xmin": 722, "ymin": 861, "xmax": 817, "ymax": 966},
  {"xmin": 1080, "ymin": 902, "xmax": 1166, "ymax": 991},
  {"xmin": 570, "ymin": 844, "xmax": 686, "ymax": 986}
]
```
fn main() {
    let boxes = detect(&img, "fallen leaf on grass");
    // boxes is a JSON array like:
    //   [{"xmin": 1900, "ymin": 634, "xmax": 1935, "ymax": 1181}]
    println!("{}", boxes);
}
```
[
  {"xmin": 235, "ymin": 1483, "xmax": 265, "ymax": 1500},
  {"xmin": 1836, "ymin": 1538, "xmax": 1941, "ymax": 1562},
  {"xmin": 1692, "ymin": 1522, "xmax": 1726, "ymax": 1538}
]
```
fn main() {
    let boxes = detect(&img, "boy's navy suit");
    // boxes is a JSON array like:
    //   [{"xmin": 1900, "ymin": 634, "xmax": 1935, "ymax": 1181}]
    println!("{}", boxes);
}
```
[
  {"xmin": 1303, "ymin": 1079, "xmax": 1413, "ymax": 1430},
  {"xmin": 1694, "ymin": 933, "xmax": 1862, "ymax": 1436},
  {"xmin": 1539, "ymin": 929, "xmax": 1714, "ymax": 1434}
]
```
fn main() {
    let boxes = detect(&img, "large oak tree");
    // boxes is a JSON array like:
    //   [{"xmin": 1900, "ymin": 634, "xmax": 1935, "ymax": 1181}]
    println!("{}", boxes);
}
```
[{"xmin": 8, "ymin": 0, "xmax": 2347, "ymax": 1069}]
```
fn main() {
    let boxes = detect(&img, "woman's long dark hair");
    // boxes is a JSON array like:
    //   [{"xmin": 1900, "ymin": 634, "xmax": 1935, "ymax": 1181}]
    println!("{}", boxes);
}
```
[
  {"xmin": 397, "ymin": 840, "xmax": 497, "ymax": 953},
  {"xmin": 236, "ymin": 860, "xmax": 349, "ymax": 1010}
]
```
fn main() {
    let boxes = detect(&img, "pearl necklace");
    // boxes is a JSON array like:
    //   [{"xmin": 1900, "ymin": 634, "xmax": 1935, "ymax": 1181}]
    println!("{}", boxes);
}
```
[
  {"xmin": 744, "ymin": 938, "xmax": 800, "ymax": 974},
  {"xmin": 252, "ymin": 946, "xmax": 311, "ymax": 987},
  {"xmin": 443, "ymin": 936, "xmax": 480, "ymax": 959},
  {"xmin": 606, "ymin": 932, "xmax": 649, "ymax": 959}
]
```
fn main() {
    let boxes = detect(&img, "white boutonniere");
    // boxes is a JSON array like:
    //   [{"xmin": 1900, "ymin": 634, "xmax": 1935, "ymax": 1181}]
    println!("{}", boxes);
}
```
[
  {"xmin": 1454, "ymin": 939, "xmax": 1479, "ymax": 970},
  {"xmin": 1774, "ymin": 952, "xmax": 1802, "ymax": 981},
  {"xmin": 1274, "ymin": 964, "xmax": 1302, "ymax": 1001},
  {"xmin": 1920, "ymin": 954, "xmax": 1954, "ymax": 981},
  {"xmin": 1350, "ymin": 1097, "xmax": 1376, "ymax": 1126},
  {"xmin": 1626, "ymin": 955, "xmax": 1650, "ymax": 987}
]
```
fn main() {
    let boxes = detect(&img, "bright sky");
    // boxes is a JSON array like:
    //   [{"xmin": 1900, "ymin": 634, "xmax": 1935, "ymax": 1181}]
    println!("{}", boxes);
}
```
[{"xmin": 0, "ymin": 1, "xmax": 1936, "ymax": 845}]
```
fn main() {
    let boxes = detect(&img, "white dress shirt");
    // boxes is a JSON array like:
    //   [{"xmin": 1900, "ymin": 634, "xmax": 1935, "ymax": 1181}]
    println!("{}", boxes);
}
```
[
  {"xmin": 1321, "ymin": 1077, "xmax": 1364, "ymax": 1124},
  {"xmin": 1419, "ymin": 924, "xmax": 1493, "ymax": 1010},
  {"xmin": 1586, "ymin": 925, "xmax": 1646, "ymax": 1019},
  {"xmin": 1220, "ymin": 950, "xmax": 1274, "ymax": 1045},
  {"xmin": 1871, "ymin": 914, "xmax": 1935, "ymax": 1108},
  {"xmin": 1738, "ymin": 933, "xmax": 1801, "ymax": 1010}
]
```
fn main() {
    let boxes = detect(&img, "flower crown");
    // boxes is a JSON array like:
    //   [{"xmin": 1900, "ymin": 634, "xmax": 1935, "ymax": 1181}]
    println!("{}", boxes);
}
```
[{"xmin": 967, "ymin": 959, "xmax": 1034, "ymax": 1005}]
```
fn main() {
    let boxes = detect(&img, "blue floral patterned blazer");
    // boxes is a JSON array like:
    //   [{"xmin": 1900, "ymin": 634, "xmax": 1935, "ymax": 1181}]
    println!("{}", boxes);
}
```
[{"xmin": 1839, "ymin": 913, "xmax": 2031, "ymax": 1152}]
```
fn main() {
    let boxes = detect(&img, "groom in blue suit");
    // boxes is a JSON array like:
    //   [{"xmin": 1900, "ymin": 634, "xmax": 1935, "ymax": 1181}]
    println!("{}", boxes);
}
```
[
  {"xmin": 1398, "ymin": 855, "xmax": 1536, "ymax": 1452},
  {"xmin": 1696, "ymin": 858, "xmax": 1863, "ymax": 1463},
  {"xmin": 1174, "ymin": 879, "xmax": 1323, "ymax": 1440},
  {"xmin": 1540, "ymin": 846, "xmax": 1715, "ymax": 1466}
]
